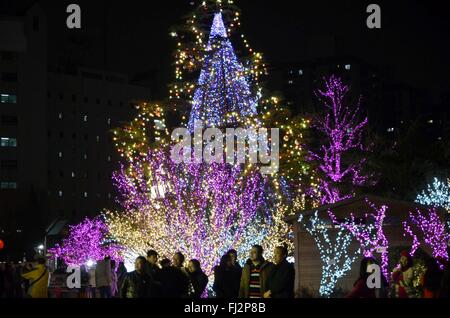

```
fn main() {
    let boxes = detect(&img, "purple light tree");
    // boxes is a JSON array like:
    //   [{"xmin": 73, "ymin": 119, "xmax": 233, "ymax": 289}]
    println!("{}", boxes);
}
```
[
  {"xmin": 403, "ymin": 208, "xmax": 449, "ymax": 268},
  {"xmin": 309, "ymin": 76, "xmax": 370, "ymax": 205},
  {"xmin": 329, "ymin": 199, "xmax": 390, "ymax": 280},
  {"xmin": 48, "ymin": 217, "xmax": 122, "ymax": 266},
  {"xmin": 107, "ymin": 148, "xmax": 268, "ymax": 275}
]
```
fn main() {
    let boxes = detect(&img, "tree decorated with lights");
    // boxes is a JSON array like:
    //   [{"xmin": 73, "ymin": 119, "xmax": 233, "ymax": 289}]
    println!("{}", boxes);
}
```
[
  {"xmin": 112, "ymin": 102, "xmax": 169, "ymax": 161},
  {"xmin": 188, "ymin": 12, "xmax": 259, "ymax": 131},
  {"xmin": 299, "ymin": 212, "xmax": 360, "ymax": 297},
  {"xmin": 106, "ymin": 149, "xmax": 268, "ymax": 275},
  {"xmin": 309, "ymin": 76, "xmax": 371, "ymax": 205},
  {"xmin": 402, "ymin": 208, "xmax": 449, "ymax": 268},
  {"xmin": 416, "ymin": 178, "xmax": 450, "ymax": 212},
  {"xmin": 329, "ymin": 199, "xmax": 389, "ymax": 280},
  {"xmin": 169, "ymin": 0, "xmax": 265, "ymax": 107},
  {"xmin": 48, "ymin": 217, "xmax": 122, "ymax": 266},
  {"xmin": 103, "ymin": 9, "xmax": 313, "ymax": 270}
]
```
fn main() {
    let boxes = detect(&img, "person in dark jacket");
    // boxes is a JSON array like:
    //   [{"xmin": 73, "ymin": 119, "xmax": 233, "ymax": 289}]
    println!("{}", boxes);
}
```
[
  {"xmin": 146, "ymin": 250, "xmax": 162, "ymax": 279},
  {"xmin": 239, "ymin": 245, "xmax": 273, "ymax": 298},
  {"xmin": 264, "ymin": 246, "xmax": 295, "ymax": 298},
  {"xmin": 213, "ymin": 254, "xmax": 235, "ymax": 298},
  {"xmin": 227, "ymin": 249, "xmax": 242, "ymax": 298},
  {"xmin": 187, "ymin": 259, "xmax": 208, "ymax": 298},
  {"xmin": 120, "ymin": 257, "xmax": 152, "ymax": 298},
  {"xmin": 158, "ymin": 258, "xmax": 190, "ymax": 298}
]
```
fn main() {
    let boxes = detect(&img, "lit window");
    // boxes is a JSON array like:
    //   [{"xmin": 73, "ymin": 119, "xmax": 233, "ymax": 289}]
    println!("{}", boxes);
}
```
[
  {"xmin": 83, "ymin": 115, "xmax": 88, "ymax": 122},
  {"xmin": 107, "ymin": 156, "xmax": 111, "ymax": 162},
  {"xmin": 0, "ymin": 93, "xmax": 17, "ymax": 104},
  {"xmin": 428, "ymin": 119, "xmax": 434, "ymax": 124},
  {"xmin": 0, "ymin": 137, "xmax": 17, "ymax": 147},
  {"xmin": 71, "ymin": 172, "xmax": 76, "ymax": 178},
  {"xmin": 107, "ymin": 118, "xmax": 111, "ymax": 125},
  {"xmin": 83, "ymin": 153, "xmax": 88, "ymax": 160},
  {"xmin": 96, "ymin": 136, "xmax": 100, "ymax": 142},
  {"xmin": 83, "ymin": 192, "xmax": 88, "ymax": 198},
  {"xmin": 298, "ymin": 69, "xmax": 303, "ymax": 75},
  {"xmin": 58, "ymin": 190, "xmax": 63, "ymax": 197},
  {"xmin": 288, "ymin": 80, "xmax": 294, "ymax": 85},
  {"xmin": 387, "ymin": 128, "xmax": 395, "ymax": 133},
  {"xmin": 0, "ymin": 182, "xmax": 17, "ymax": 190},
  {"xmin": 58, "ymin": 152, "xmax": 63, "ymax": 158},
  {"xmin": 345, "ymin": 64, "xmax": 351, "ymax": 70},
  {"xmin": 58, "ymin": 113, "xmax": 63, "ymax": 120}
]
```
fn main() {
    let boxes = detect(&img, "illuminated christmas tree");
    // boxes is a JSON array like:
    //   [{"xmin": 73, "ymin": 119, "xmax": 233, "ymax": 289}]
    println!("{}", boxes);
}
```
[
  {"xmin": 188, "ymin": 12, "xmax": 258, "ymax": 131},
  {"xmin": 309, "ymin": 76, "xmax": 371, "ymax": 205},
  {"xmin": 169, "ymin": 0, "xmax": 265, "ymax": 106}
]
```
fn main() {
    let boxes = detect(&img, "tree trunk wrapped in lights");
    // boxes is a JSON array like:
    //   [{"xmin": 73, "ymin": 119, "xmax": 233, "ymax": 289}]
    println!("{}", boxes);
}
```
[
  {"xmin": 309, "ymin": 76, "xmax": 371, "ymax": 205},
  {"xmin": 299, "ymin": 212, "xmax": 360, "ymax": 297},
  {"xmin": 329, "ymin": 199, "xmax": 390, "ymax": 280}
]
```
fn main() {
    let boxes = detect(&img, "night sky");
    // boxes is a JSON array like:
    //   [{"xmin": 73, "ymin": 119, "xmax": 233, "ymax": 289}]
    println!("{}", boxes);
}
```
[{"xmin": 6, "ymin": 0, "xmax": 450, "ymax": 101}]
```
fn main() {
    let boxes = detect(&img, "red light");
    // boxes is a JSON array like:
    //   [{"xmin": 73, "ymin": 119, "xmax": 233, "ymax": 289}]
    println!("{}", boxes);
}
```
[{"xmin": 0, "ymin": 240, "xmax": 4, "ymax": 250}]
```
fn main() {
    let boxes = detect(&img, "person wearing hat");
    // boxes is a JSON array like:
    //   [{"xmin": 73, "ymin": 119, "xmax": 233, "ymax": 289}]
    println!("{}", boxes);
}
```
[
  {"xmin": 21, "ymin": 256, "xmax": 49, "ymax": 298},
  {"xmin": 391, "ymin": 251, "xmax": 414, "ymax": 298}
]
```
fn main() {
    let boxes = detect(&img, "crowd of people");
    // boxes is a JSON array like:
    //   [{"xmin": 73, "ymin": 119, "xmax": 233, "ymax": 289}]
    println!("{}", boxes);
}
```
[
  {"xmin": 2, "ymin": 246, "xmax": 449, "ymax": 298},
  {"xmin": 0, "ymin": 245, "xmax": 295, "ymax": 299}
]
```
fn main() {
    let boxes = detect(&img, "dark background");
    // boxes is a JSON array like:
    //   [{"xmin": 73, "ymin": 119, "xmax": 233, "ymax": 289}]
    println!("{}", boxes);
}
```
[{"xmin": 2, "ymin": 0, "xmax": 450, "ymax": 100}]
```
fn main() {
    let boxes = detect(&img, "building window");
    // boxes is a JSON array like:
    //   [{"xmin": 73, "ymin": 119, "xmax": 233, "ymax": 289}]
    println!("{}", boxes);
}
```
[
  {"xmin": 0, "ymin": 94, "xmax": 17, "ymax": 104},
  {"xmin": 298, "ymin": 69, "xmax": 304, "ymax": 75},
  {"xmin": 0, "ymin": 137, "xmax": 17, "ymax": 147},
  {"xmin": 83, "ymin": 115, "xmax": 88, "ymax": 122},
  {"xmin": 0, "ymin": 182, "xmax": 17, "ymax": 190},
  {"xmin": 288, "ymin": 80, "xmax": 294, "ymax": 85},
  {"xmin": 83, "ymin": 153, "xmax": 88, "ymax": 160},
  {"xmin": 58, "ymin": 152, "xmax": 63, "ymax": 158},
  {"xmin": 71, "ymin": 172, "xmax": 76, "ymax": 178},
  {"xmin": 387, "ymin": 128, "xmax": 395, "ymax": 133},
  {"xmin": 107, "ymin": 156, "xmax": 111, "ymax": 162},
  {"xmin": 345, "ymin": 64, "xmax": 351, "ymax": 70},
  {"xmin": 96, "ymin": 136, "xmax": 100, "ymax": 142},
  {"xmin": 58, "ymin": 190, "xmax": 63, "ymax": 197},
  {"xmin": 58, "ymin": 113, "xmax": 63, "ymax": 120},
  {"xmin": 107, "ymin": 118, "xmax": 111, "ymax": 125},
  {"xmin": 83, "ymin": 192, "xmax": 88, "ymax": 198}
]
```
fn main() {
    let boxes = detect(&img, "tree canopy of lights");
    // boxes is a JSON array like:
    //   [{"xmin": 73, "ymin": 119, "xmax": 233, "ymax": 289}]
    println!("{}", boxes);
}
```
[
  {"xmin": 105, "ymin": 148, "xmax": 270, "ymax": 276},
  {"xmin": 112, "ymin": 102, "xmax": 169, "ymax": 162},
  {"xmin": 299, "ymin": 212, "xmax": 360, "ymax": 297},
  {"xmin": 416, "ymin": 178, "xmax": 450, "ymax": 212},
  {"xmin": 169, "ymin": 0, "xmax": 265, "ymax": 107},
  {"xmin": 329, "ymin": 199, "xmax": 389, "ymax": 280},
  {"xmin": 188, "ymin": 12, "xmax": 258, "ymax": 131},
  {"xmin": 403, "ymin": 208, "xmax": 449, "ymax": 269},
  {"xmin": 48, "ymin": 217, "xmax": 122, "ymax": 266},
  {"xmin": 309, "ymin": 76, "xmax": 371, "ymax": 205}
]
